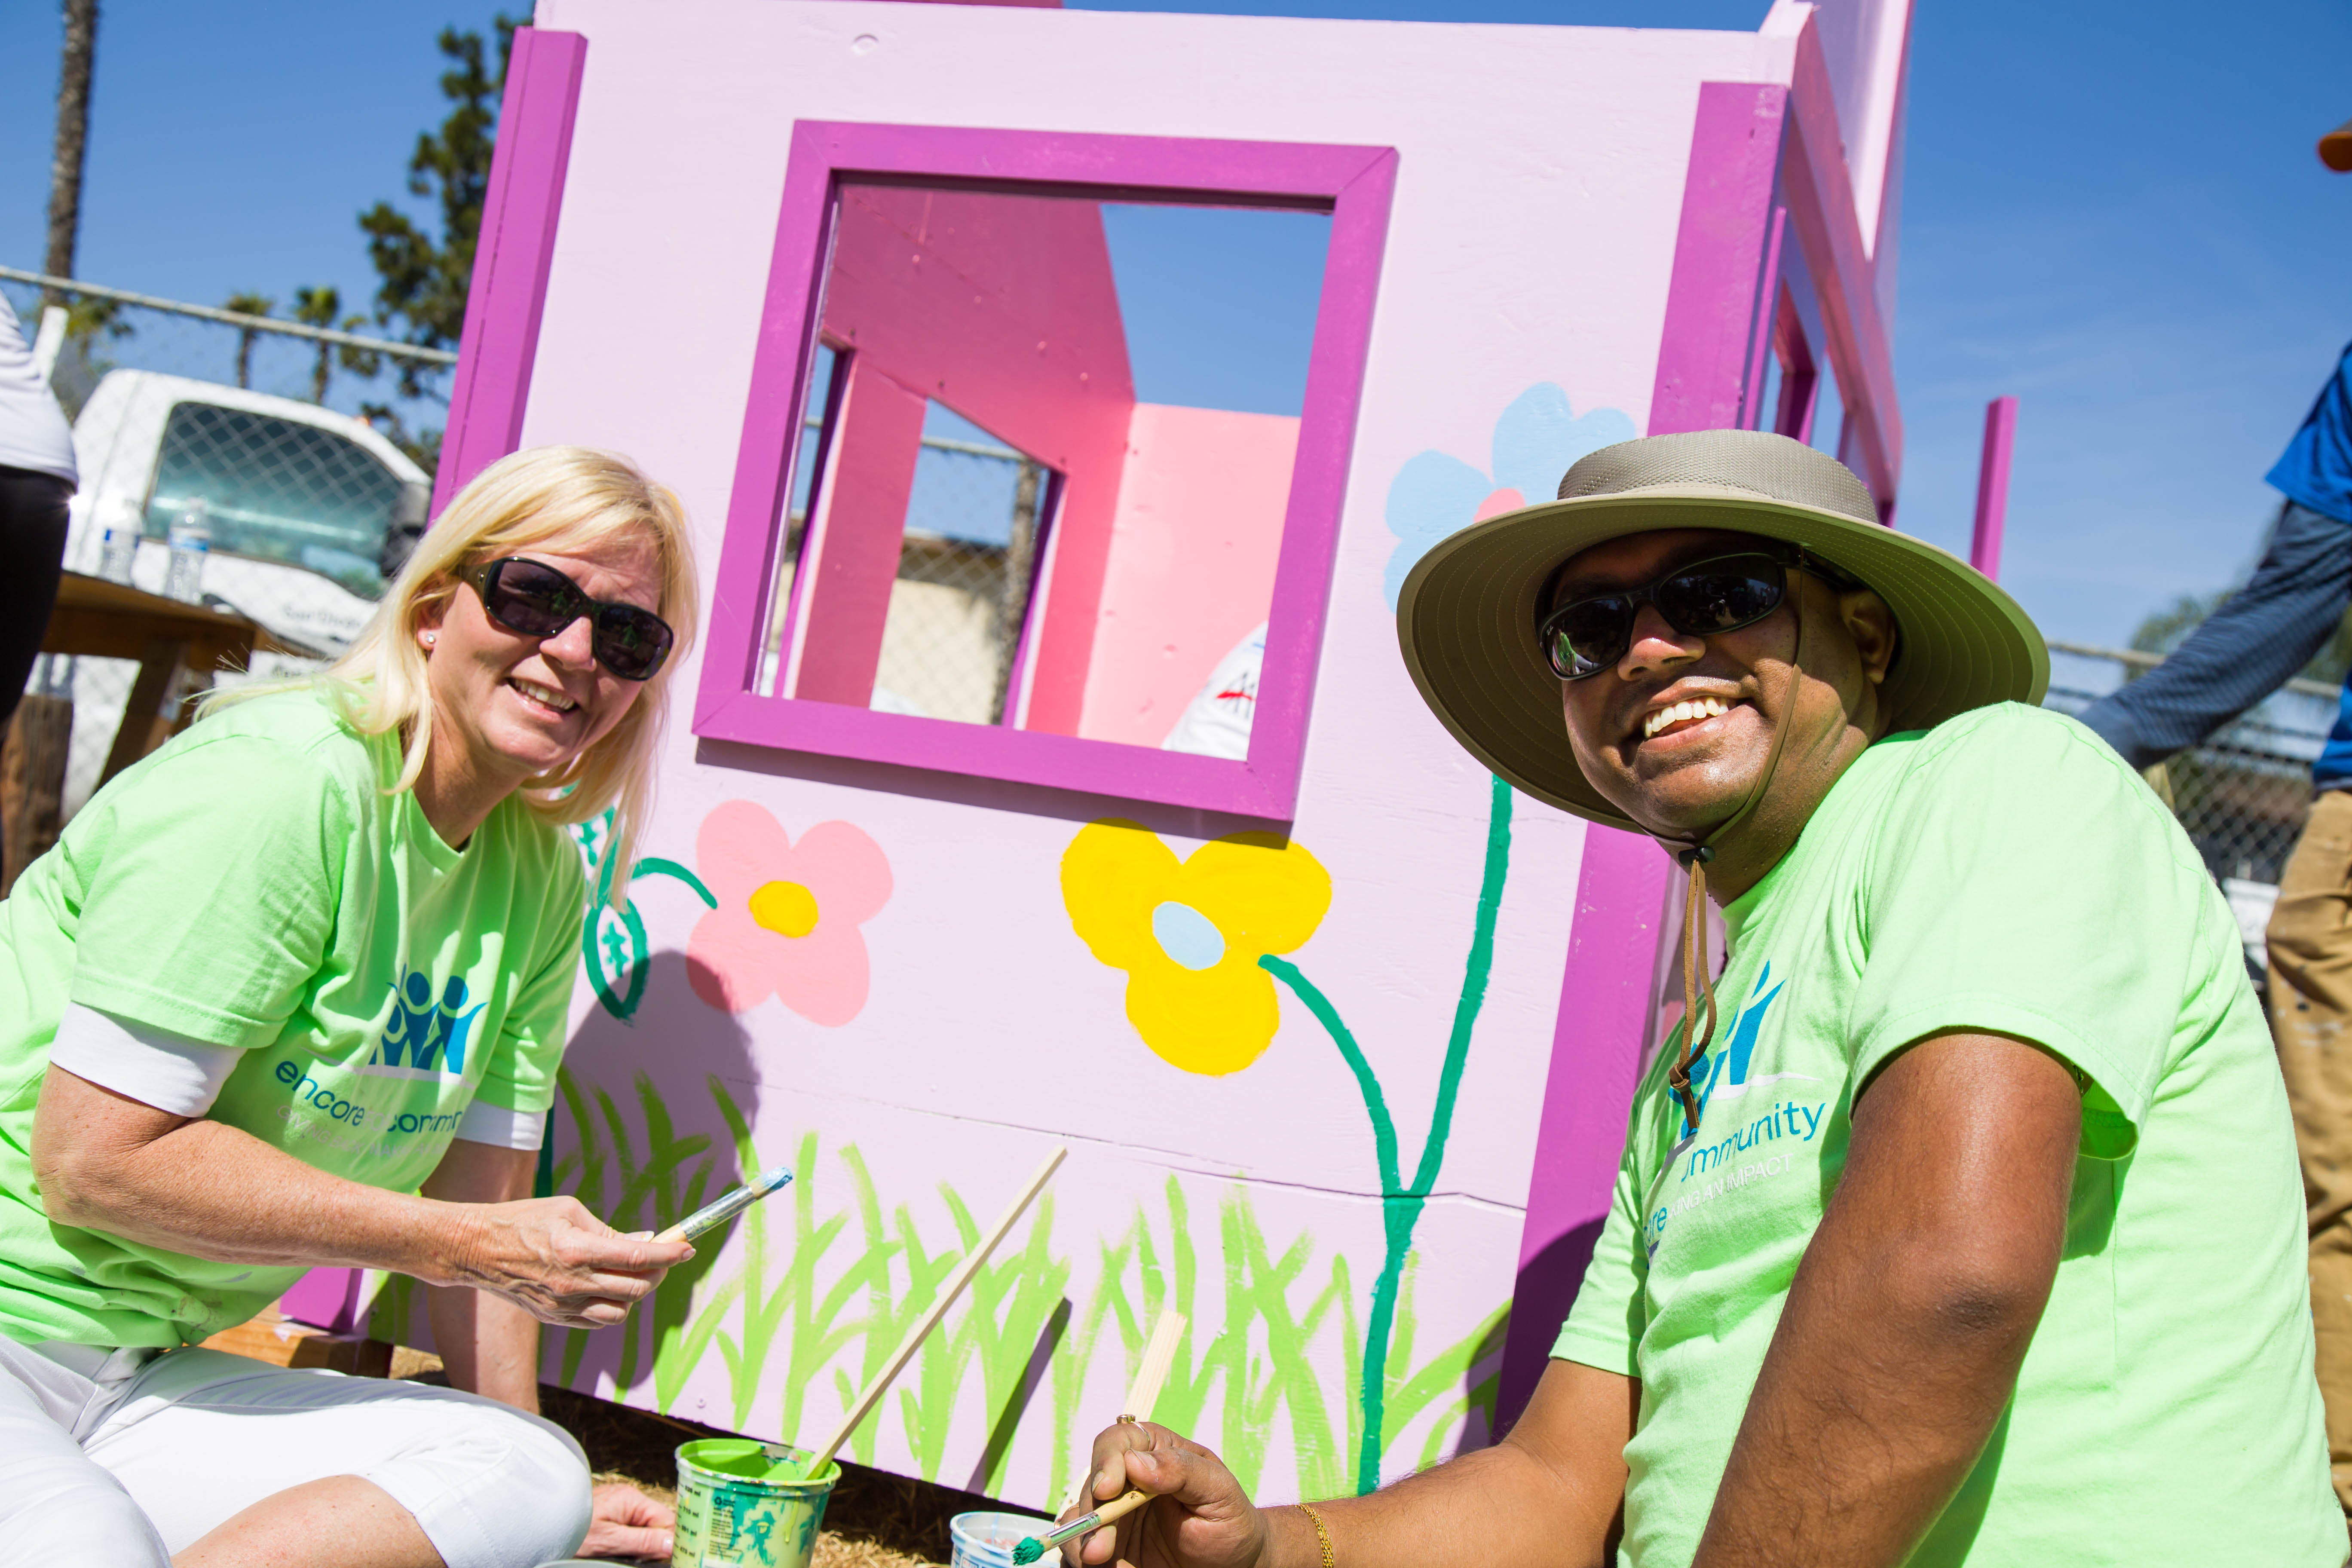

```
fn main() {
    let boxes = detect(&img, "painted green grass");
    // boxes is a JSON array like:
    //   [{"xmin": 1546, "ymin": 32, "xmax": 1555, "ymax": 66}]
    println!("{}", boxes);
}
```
[{"xmin": 508, "ymin": 1068, "xmax": 1508, "ymax": 1502}]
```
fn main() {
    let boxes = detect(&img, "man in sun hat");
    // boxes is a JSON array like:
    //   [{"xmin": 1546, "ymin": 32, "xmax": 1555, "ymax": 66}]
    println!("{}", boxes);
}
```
[{"xmin": 1059, "ymin": 430, "xmax": 2338, "ymax": 1568}]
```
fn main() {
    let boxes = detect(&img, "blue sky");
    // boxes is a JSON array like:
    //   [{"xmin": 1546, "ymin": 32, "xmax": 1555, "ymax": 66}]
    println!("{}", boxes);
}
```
[{"xmin": 5, "ymin": 0, "xmax": 2349, "ymax": 651}]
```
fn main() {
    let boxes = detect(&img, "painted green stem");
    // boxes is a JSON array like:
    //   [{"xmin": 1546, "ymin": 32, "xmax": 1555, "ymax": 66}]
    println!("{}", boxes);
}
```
[
  {"xmin": 1259, "ymin": 772, "xmax": 1513, "ymax": 1494},
  {"xmin": 634, "ymin": 856, "xmax": 718, "ymax": 907}
]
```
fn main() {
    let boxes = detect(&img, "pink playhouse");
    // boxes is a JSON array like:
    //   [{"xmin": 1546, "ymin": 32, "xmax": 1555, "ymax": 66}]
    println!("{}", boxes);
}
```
[{"xmin": 292, "ymin": 0, "xmax": 1923, "ymax": 1507}]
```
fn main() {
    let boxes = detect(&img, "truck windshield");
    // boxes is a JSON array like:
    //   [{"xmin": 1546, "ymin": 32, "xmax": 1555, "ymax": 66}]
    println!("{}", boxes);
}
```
[{"xmin": 145, "ymin": 401, "xmax": 404, "ymax": 599}]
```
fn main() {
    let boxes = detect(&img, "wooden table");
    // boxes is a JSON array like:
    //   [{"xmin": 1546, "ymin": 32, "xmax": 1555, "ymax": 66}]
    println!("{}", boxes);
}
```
[{"xmin": 38, "ymin": 571, "xmax": 293, "ymax": 786}]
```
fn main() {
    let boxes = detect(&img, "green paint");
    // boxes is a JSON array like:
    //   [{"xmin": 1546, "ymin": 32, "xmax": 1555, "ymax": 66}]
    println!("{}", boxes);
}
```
[
  {"xmin": 673, "ymin": 1439, "xmax": 839, "ymax": 1568},
  {"xmin": 1259, "ymin": 772, "xmax": 1514, "ymax": 1494},
  {"xmin": 567, "ymin": 815, "xmax": 716, "ymax": 1023},
  {"xmin": 572, "ymin": 809, "xmax": 650, "ymax": 1021},
  {"xmin": 525, "ymin": 1052, "xmax": 1512, "ymax": 1494},
  {"xmin": 635, "ymin": 855, "xmax": 718, "ymax": 906}
]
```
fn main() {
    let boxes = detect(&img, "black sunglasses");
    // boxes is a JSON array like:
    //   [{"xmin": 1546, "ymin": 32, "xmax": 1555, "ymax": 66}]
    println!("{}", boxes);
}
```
[
  {"xmin": 1536, "ymin": 544, "xmax": 1862, "ymax": 680},
  {"xmin": 456, "ymin": 557, "xmax": 676, "ymax": 682}
]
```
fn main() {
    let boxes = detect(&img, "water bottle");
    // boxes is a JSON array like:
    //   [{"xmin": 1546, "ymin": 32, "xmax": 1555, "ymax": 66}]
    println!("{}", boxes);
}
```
[
  {"xmin": 97, "ymin": 505, "xmax": 139, "ymax": 585},
  {"xmin": 165, "ymin": 500, "xmax": 211, "ymax": 603}
]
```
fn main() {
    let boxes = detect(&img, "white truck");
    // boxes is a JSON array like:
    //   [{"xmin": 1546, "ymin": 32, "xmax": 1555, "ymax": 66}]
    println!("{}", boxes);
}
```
[{"xmin": 48, "ymin": 370, "xmax": 431, "ymax": 808}]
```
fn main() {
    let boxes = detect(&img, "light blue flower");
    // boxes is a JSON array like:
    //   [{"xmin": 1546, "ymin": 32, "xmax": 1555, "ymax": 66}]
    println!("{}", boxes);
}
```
[{"xmin": 1381, "ymin": 384, "xmax": 1637, "ymax": 608}]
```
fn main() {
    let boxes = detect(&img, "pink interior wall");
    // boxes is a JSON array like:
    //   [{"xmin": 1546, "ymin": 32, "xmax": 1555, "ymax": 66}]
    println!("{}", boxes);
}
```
[
  {"xmin": 813, "ymin": 184, "xmax": 1135, "ymax": 729},
  {"xmin": 1077, "ymin": 402, "xmax": 1298, "ymax": 748},
  {"xmin": 794, "ymin": 358, "xmax": 929, "ymax": 706}
]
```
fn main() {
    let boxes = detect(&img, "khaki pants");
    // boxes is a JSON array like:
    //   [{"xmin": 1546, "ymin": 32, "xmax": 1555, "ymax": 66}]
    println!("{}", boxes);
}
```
[{"xmin": 2270, "ymin": 788, "xmax": 2352, "ymax": 1514}]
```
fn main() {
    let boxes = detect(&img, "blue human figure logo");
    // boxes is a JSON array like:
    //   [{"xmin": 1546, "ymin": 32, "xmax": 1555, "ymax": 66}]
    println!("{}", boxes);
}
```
[
  {"xmin": 374, "ymin": 973, "xmax": 484, "ymax": 1074},
  {"xmin": 1678, "ymin": 964, "xmax": 1792, "ymax": 1136}
]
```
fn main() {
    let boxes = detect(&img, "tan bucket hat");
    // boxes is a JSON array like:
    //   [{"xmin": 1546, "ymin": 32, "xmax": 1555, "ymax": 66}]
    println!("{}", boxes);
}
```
[
  {"xmin": 1394, "ymin": 428, "xmax": 2049, "ymax": 830},
  {"xmin": 2322, "ymin": 116, "xmax": 2352, "ymax": 173}
]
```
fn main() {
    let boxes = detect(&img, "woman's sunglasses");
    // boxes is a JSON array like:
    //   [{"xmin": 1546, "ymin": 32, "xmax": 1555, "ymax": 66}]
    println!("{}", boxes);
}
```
[
  {"xmin": 455, "ymin": 557, "xmax": 676, "ymax": 682},
  {"xmin": 1536, "ymin": 545, "xmax": 1862, "ymax": 680}
]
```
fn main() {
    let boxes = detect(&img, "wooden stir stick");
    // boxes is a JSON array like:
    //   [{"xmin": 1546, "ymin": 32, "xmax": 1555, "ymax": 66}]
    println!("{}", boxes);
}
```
[
  {"xmin": 1057, "ymin": 1309, "xmax": 1188, "ymax": 1518},
  {"xmin": 799, "ymin": 1145, "xmax": 1068, "ymax": 1479}
]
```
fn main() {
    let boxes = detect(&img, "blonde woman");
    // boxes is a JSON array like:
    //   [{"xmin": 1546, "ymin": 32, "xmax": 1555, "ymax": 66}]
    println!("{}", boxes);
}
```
[{"xmin": 0, "ymin": 448, "xmax": 699, "ymax": 1567}]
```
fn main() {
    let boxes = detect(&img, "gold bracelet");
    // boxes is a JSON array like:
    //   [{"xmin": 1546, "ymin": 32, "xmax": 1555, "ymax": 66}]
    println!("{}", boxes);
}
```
[{"xmin": 1296, "ymin": 1504, "xmax": 1335, "ymax": 1568}]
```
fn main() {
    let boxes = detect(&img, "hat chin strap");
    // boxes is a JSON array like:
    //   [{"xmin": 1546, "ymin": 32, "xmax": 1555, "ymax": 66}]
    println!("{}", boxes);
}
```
[{"xmin": 1647, "ymin": 611, "xmax": 1805, "ymax": 1136}]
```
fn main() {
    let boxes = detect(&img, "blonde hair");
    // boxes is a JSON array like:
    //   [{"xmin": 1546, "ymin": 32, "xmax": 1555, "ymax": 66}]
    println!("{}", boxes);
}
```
[{"xmin": 205, "ymin": 445, "xmax": 700, "ymax": 906}]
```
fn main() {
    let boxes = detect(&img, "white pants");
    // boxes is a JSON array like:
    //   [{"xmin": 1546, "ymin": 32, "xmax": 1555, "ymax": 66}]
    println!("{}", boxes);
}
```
[{"xmin": 0, "ymin": 1337, "xmax": 594, "ymax": 1567}]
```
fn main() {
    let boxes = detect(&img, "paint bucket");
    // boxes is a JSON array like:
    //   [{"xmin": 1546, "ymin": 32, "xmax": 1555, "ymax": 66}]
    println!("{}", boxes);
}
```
[
  {"xmin": 671, "ymin": 1439, "xmax": 840, "ymax": 1568},
  {"xmin": 949, "ymin": 1511, "xmax": 1042, "ymax": 1568}
]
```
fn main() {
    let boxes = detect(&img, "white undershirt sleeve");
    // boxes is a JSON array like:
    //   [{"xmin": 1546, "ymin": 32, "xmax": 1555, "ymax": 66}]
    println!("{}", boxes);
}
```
[
  {"xmin": 454, "ymin": 1101, "xmax": 545, "ymax": 1152},
  {"xmin": 49, "ymin": 1003, "xmax": 244, "ymax": 1117}
]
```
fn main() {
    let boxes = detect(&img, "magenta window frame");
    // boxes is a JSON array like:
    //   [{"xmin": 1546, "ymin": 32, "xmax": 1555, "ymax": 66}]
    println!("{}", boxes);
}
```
[{"xmin": 692, "ymin": 121, "xmax": 1398, "ymax": 821}]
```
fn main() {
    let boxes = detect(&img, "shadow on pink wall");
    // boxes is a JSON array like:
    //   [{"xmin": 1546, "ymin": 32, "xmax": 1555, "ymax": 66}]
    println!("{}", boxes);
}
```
[{"xmin": 807, "ymin": 184, "xmax": 1132, "ymax": 730}]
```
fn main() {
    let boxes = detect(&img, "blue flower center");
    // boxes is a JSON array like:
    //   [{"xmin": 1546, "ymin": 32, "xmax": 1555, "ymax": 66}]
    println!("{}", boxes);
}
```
[{"xmin": 1151, "ymin": 901, "xmax": 1226, "ymax": 971}]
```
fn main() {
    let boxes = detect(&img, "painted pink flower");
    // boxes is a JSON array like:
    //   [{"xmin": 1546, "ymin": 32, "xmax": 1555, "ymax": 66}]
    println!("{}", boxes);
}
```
[{"xmin": 686, "ymin": 801, "xmax": 892, "ymax": 1024}]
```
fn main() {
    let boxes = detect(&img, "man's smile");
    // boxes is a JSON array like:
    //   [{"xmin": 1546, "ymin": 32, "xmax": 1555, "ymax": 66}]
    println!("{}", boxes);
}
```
[{"xmin": 1642, "ymin": 694, "xmax": 1735, "ymax": 742}]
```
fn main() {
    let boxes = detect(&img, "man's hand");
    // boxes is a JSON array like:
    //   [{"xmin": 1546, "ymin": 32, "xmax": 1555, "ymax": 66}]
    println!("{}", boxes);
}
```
[
  {"xmin": 576, "ymin": 1481, "xmax": 677, "ymax": 1561},
  {"xmin": 1694, "ymin": 1031, "xmax": 2081, "ymax": 1567},
  {"xmin": 1062, "ymin": 1423, "xmax": 1268, "ymax": 1568},
  {"xmin": 1063, "ymin": 1360, "xmax": 1633, "ymax": 1568}
]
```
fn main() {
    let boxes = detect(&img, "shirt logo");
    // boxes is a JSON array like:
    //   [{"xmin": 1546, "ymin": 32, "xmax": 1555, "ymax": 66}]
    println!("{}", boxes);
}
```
[
  {"xmin": 1684, "ymin": 963, "xmax": 1810, "ymax": 1132},
  {"xmin": 362, "ymin": 971, "xmax": 484, "ymax": 1079}
]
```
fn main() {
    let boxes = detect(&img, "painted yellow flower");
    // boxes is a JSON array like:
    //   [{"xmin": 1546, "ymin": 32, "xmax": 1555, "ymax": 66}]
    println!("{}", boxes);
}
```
[{"xmin": 1060, "ymin": 820, "xmax": 1332, "ymax": 1075}]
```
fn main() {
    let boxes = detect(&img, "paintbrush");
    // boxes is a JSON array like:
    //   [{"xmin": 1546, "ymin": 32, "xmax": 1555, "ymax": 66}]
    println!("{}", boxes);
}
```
[
  {"xmin": 654, "ymin": 1163, "xmax": 793, "ymax": 1243},
  {"xmin": 1012, "ymin": 1490, "xmax": 1149, "ymax": 1565}
]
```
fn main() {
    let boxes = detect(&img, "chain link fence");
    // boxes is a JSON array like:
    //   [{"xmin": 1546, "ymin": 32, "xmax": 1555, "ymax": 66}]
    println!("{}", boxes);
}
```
[
  {"xmin": 2045, "ymin": 644, "xmax": 2337, "ymax": 986},
  {"xmin": 6, "ymin": 268, "xmax": 453, "ymax": 825}
]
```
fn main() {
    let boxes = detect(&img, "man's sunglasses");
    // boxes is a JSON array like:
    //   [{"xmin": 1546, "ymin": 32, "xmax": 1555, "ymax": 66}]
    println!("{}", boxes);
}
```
[
  {"xmin": 455, "ymin": 557, "xmax": 676, "ymax": 682},
  {"xmin": 1536, "ymin": 544, "xmax": 1863, "ymax": 680}
]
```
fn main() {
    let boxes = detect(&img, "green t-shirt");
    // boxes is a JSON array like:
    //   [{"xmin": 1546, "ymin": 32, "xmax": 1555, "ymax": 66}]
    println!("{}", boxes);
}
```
[
  {"xmin": 1554, "ymin": 703, "xmax": 2337, "ymax": 1566},
  {"xmin": 0, "ymin": 688, "xmax": 585, "ymax": 1347}
]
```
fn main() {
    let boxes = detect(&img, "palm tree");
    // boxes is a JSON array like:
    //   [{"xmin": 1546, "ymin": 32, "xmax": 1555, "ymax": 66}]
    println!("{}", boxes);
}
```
[
  {"xmin": 223, "ymin": 291, "xmax": 274, "ymax": 389},
  {"xmin": 44, "ymin": 0, "xmax": 99, "ymax": 302},
  {"xmin": 290, "ymin": 285, "xmax": 384, "ymax": 405}
]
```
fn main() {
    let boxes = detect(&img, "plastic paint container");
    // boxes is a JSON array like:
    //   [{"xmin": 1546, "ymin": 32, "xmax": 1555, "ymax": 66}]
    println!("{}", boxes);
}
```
[
  {"xmin": 949, "ymin": 1510, "xmax": 1043, "ymax": 1568},
  {"xmin": 671, "ymin": 1439, "xmax": 841, "ymax": 1568}
]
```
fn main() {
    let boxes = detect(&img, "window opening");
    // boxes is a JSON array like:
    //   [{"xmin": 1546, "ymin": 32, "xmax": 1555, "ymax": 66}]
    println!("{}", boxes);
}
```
[{"xmin": 759, "ymin": 179, "xmax": 1330, "ymax": 753}]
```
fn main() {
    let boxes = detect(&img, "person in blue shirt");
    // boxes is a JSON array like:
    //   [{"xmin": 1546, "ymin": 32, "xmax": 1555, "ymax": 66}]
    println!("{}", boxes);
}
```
[
  {"xmin": 2073, "ymin": 117, "xmax": 2352, "ymax": 1520},
  {"xmin": 2073, "ymin": 341, "xmax": 2352, "ymax": 776}
]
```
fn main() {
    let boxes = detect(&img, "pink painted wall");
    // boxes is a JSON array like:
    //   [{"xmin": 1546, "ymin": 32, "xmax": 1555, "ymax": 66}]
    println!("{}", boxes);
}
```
[
  {"xmin": 514, "ymin": 0, "xmax": 1883, "ymax": 1507},
  {"xmin": 1077, "ymin": 403, "xmax": 1299, "ymax": 749},
  {"xmin": 814, "ymin": 184, "xmax": 1135, "ymax": 732}
]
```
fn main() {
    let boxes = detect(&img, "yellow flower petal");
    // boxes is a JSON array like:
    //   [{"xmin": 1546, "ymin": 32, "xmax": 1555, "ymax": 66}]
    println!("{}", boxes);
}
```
[
  {"xmin": 1175, "ymin": 833, "xmax": 1332, "ymax": 962},
  {"xmin": 1061, "ymin": 819, "xmax": 1181, "ymax": 969},
  {"xmin": 1124, "ymin": 952, "xmax": 1283, "ymax": 1075},
  {"xmin": 749, "ymin": 879, "xmax": 820, "ymax": 938}
]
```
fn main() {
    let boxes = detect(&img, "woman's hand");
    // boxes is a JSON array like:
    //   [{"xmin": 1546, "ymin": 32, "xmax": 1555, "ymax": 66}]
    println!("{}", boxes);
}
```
[
  {"xmin": 1063, "ymin": 1422, "xmax": 1268, "ymax": 1568},
  {"xmin": 439, "ymin": 1195, "xmax": 692, "ymax": 1328},
  {"xmin": 576, "ymin": 1481, "xmax": 677, "ymax": 1560}
]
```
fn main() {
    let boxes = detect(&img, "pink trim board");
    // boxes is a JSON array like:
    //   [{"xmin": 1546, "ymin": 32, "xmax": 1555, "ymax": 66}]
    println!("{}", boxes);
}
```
[
  {"xmin": 690, "ymin": 121, "xmax": 1398, "ymax": 822},
  {"xmin": 289, "ymin": 24, "xmax": 588, "ymax": 1337},
  {"xmin": 429, "ymin": 26, "xmax": 589, "ymax": 517},
  {"xmin": 1497, "ymin": 46, "xmax": 1908, "ymax": 1425},
  {"xmin": 1971, "ymin": 394, "xmax": 2017, "ymax": 581},
  {"xmin": 1779, "ymin": 17, "xmax": 1903, "ymax": 515}
]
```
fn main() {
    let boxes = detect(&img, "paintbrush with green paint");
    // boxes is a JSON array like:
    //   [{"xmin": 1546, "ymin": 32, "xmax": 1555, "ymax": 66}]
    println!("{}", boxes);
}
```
[{"xmin": 1012, "ymin": 1489, "xmax": 1149, "ymax": 1565}]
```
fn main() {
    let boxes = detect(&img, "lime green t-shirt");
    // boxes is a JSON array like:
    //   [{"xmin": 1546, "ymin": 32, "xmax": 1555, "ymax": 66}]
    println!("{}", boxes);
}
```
[
  {"xmin": 1553, "ymin": 702, "xmax": 2337, "ymax": 1566},
  {"xmin": 0, "ymin": 688, "xmax": 586, "ymax": 1347}
]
